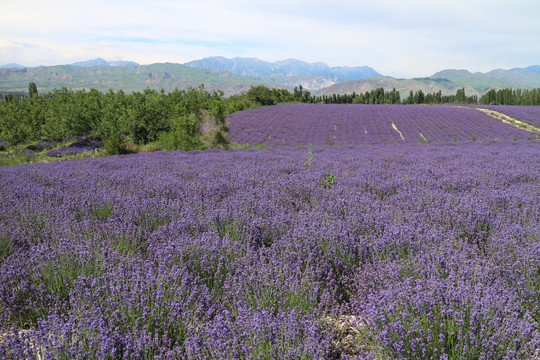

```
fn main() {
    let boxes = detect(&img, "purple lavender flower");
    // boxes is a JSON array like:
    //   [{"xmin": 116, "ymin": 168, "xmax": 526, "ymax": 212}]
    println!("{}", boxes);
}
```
[{"xmin": 1, "ymin": 141, "xmax": 538, "ymax": 358}]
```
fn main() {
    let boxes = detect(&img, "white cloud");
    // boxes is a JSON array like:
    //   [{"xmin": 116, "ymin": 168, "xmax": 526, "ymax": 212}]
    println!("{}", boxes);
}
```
[{"xmin": 0, "ymin": 0, "xmax": 539, "ymax": 76}]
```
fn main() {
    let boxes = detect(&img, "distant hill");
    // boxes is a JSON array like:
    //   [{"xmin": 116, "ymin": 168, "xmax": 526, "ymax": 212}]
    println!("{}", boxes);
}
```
[
  {"xmin": 526, "ymin": 65, "xmax": 540, "ymax": 74},
  {"xmin": 69, "ymin": 58, "xmax": 139, "ymax": 67},
  {"xmin": 316, "ymin": 66, "xmax": 540, "ymax": 97},
  {"xmin": 1, "ymin": 56, "xmax": 539, "ymax": 97},
  {"xmin": 430, "ymin": 67, "xmax": 540, "ymax": 92},
  {"xmin": 0, "ymin": 63, "xmax": 264, "ymax": 96},
  {"xmin": 314, "ymin": 77, "xmax": 477, "ymax": 97},
  {"xmin": 0, "ymin": 63, "xmax": 25, "ymax": 69},
  {"xmin": 184, "ymin": 56, "xmax": 381, "ymax": 90}
]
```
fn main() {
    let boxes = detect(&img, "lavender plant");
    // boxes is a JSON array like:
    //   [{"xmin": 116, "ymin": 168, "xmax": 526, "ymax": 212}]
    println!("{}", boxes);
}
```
[{"xmin": 0, "ymin": 140, "xmax": 538, "ymax": 359}]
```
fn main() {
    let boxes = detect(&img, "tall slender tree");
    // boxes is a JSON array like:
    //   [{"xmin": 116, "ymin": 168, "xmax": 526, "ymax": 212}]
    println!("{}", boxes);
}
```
[{"xmin": 28, "ymin": 82, "xmax": 38, "ymax": 98}]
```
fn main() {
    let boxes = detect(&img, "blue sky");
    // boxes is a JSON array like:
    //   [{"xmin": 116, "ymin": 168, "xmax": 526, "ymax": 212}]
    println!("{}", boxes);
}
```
[{"xmin": 1, "ymin": 0, "xmax": 539, "ymax": 77}]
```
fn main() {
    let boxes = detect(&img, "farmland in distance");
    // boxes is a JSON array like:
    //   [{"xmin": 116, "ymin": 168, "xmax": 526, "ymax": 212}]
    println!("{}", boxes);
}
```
[{"xmin": 227, "ymin": 103, "xmax": 537, "ymax": 145}]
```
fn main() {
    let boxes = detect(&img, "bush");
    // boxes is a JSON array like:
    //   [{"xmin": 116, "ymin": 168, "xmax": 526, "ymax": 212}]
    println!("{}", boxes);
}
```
[
  {"xmin": 247, "ymin": 85, "xmax": 276, "ymax": 106},
  {"xmin": 158, "ymin": 116, "xmax": 202, "ymax": 151},
  {"xmin": 158, "ymin": 130, "xmax": 201, "ymax": 151},
  {"xmin": 104, "ymin": 131, "xmax": 131, "ymax": 155}
]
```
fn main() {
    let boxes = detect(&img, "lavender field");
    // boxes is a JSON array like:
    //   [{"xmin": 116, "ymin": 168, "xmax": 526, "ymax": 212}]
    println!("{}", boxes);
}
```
[
  {"xmin": 1, "ymin": 140, "xmax": 539, "ymax": 359},
  {"xmin": 227, "ymin": 104, "xmax": 536, "ymax": 146}
]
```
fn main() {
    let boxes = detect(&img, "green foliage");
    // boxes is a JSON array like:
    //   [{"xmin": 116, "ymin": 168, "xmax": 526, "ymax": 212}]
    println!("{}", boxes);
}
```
[
  {"xmin": 104, "ymin": 131, "xmax": 131, "ymax": 155},
  {"xmin": 247, "ymin": 85, "xmax": 277, "ymax": 106},
  {"xmin": 456, "ymin": 88, "xmax": 466, "ymax": 103},
  {"xmin": 41, "ymin": 88, "xmax": 102, "ymax": 141},
  {"xmin": 413, "ymin": 90, "xmax": 425, "ymax": 104},
  {"xmin": 0, "ymin": 85, "xmax": 246, "ymax": 164},
  {"xmin": 28, "ymin": 82, "xmax": 38, "ymax": 98},
  {"xmin": 318, "ymin": 87, "xmax": 400, "ymax": 105},
  {"xmin": 0, "ymin": 149, "xmax": 38, "ymax": 166},
  {"xmin": 320, "ymin": 174, "xmax": 336, "ymax": 189},
  {"xmin": 158, "ymin": 116, "xmax": 202, "ymax": 151},
  {"xmin": 211, "ymin": 129, "xmax": 230, "ymax": 148},
  {"xmin": 123, "ymin": 89, "xmax": 174, "ymax": 144},
  {"xmin": 210, "ymin": 99, "xmax": 227, "ymax": 125},
  {"xmin": 480, "ymin": 87, "xmax": 540, "ymax": 105}
]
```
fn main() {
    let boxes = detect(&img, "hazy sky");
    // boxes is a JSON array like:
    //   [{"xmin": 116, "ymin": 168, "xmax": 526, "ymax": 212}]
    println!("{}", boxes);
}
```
[{"xmin": 1, "ymin": 0, "xmax": 539, "ymax": 77}]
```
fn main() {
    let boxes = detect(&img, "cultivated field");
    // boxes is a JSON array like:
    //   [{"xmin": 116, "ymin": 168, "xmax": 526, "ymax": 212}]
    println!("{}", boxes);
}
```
[
  {"xmin": 1, "ymin": 104, "xmax": 539, "ymax": 359},
  {"xmin": 227, "ymin": 104, "xmax": 536, "ymax": 145}
]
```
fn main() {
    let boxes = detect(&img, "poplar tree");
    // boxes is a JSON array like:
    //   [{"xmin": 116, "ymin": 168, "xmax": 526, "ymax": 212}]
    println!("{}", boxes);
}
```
[{"xmin": 28, "ymin": 82, "xmax": 38, "ymax": 98}]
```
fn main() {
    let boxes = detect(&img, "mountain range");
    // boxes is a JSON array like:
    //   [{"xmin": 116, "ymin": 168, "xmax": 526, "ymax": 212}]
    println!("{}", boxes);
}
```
[
  {"xmin": 0, "ymin": 62, "xmax": 263, "ymax": 96},
  {"xmin": 316, "ymin": 66, "xmax": 540, "ymax": 97},
  {"xmin": 1, "ymin": 56, "xmax": 539, "ymax": 97},
  {"xmin": 69, "ymin": 58, "xmax": 139, "ymax": 67},
  {"xmin": 184, "ymin": 56, "xmax": 381, "ymax": 80}
]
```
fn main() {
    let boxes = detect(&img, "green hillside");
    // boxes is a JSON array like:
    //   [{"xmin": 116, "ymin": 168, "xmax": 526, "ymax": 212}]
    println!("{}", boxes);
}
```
[
  {"xmin": 0, "ymin": 63, "xmax": 265, "ymax": 96},
  {"xmin": 313, "ymin": 76, "xmax": 481, "ymax": 97}
]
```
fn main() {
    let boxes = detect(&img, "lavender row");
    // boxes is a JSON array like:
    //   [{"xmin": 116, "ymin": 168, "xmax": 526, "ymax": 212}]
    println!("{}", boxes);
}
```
[
  {"xmin": 227, "ymin": 104, "xmax": 535, "ymax": 145},
  {"xmin": 471, "ymin": 105, "xmax": 540, "ymax": 128},
  {"xmin": 1, "ymin": 142, "xmax": 539, "ymax": 358}
]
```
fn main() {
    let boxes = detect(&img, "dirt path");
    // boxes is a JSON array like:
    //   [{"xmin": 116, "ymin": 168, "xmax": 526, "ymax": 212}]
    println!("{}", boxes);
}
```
[
  {"xmin": 474, "ymin": 108, "xmax": 540, "ymax": 133},
  {"xmin": 392, "ymin": 122, "xmax": 405, "ymax": 141}
]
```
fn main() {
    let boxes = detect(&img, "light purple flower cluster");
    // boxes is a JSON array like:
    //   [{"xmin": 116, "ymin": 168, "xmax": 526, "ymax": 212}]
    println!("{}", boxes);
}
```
[
  {"xmin": 0, "ymin": 141, "xmax": 539, "ymax": 359},
  {"xmin": 227, "ymin": 104, "xmax": 535, "ymax": 145}
]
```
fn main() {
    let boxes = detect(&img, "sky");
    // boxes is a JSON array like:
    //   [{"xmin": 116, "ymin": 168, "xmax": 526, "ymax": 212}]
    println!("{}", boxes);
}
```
[{"xmin": 1, "ymin": 0, "xmax": 539, "ymax": 78}]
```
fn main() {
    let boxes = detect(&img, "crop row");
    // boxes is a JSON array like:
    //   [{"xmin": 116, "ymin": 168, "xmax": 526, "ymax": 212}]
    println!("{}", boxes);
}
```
[
  {"xmin": 227, "ymin": 104, "xmax": 535, "ymax": 145},
  {"xmin": 1, "ymin": 141, "xmax": 539, "ymax": 358}
]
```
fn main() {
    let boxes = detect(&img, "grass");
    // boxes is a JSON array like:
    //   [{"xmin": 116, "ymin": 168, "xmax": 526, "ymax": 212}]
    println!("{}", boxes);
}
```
[{"xmin": 0, "ymin": 139, "xmax": 168, "ymax": 167}]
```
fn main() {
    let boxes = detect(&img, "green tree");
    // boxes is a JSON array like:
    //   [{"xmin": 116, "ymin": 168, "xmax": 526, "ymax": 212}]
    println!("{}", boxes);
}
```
[
  {"xmin": 247, "ymin": 85, "xmax": 276, "ymax": 106},
  {"xmin": 210, "ymin": 100, "xmax": 227, "ymax": 126},
  {"xmin": 413, "ymin": 90, "xmax": 425, "ymax": 104},
  {"xmin": 158, "ymin": 116, "xmax": 202, "ymax": 151},
  {"xmin": 407, "ymin": 90, "xmax": 414, "ymax": 104},
  {"xmin": 456, "ymin": 88, "xmax": 466, "ymax": 104},
  {"xmin": 28, "ymin": 82, "xmax": 38, "ymax": 98},
  {"xmin": 124, "ymin": 89, "xmax": 173, "ymax": 144}
]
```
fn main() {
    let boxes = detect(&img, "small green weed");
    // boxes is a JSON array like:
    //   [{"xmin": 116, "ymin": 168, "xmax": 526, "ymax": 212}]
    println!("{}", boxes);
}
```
[{"xmin": 320, "ymin": 174, "xmax": 336, "ymax": 189}]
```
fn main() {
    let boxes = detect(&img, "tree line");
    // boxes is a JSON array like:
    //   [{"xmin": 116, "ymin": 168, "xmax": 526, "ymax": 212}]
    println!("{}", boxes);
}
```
[
  {"xmin": 240, "ymin": 85, "xmax": 540, "ymax": 106},
  {"xmin": 0, "ymin": 83, "xmax": 260, "ymax": 155},
  {"xmin": 479, "ymin": 88, "xmax": 540, "ymax": 105}
]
